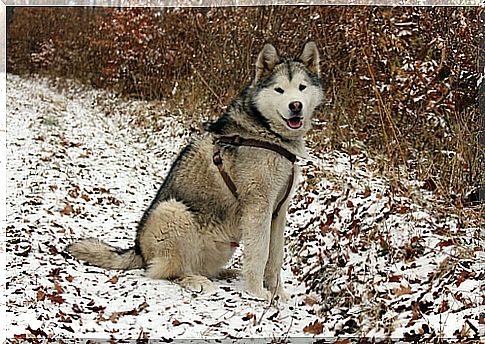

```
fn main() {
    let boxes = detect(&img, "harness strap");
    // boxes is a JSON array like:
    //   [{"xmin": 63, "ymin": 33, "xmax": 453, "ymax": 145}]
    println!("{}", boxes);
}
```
[
  {"xmin": 272, "ymin": 168, "xmax": 295, "ymax": 219},
  {"xmin": 212, "ymin": 135, "xmax": 296, "ymax": 219},
  {"xmin": 217, "ymin": 135, "xmax": 297, "ymax": 163},
  {"xmin": 213, "ymin": 146, "xmax": 239, "ymax": 198}
]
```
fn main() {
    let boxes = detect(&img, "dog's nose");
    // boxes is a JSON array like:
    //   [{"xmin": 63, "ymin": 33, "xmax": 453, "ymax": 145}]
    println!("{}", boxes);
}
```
[{"xmin": 289, "ymin": 101, "xmax": 302, "ymax": 114}]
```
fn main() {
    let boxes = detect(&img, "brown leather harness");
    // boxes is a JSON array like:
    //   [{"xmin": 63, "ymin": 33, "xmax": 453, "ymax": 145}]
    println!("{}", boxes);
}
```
[{"xmin": 212, "ymin": 135, "xmax": 296, "ymax": 219}]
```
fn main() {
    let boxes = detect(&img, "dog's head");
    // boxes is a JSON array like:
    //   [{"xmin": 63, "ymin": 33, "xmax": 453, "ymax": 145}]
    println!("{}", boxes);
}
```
[{"xmin": 251, "ymin": 42, "xmax": 324, "ymax": 139}]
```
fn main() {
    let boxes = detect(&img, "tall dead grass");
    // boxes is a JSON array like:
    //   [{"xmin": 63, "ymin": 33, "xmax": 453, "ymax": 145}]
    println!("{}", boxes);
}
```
[{"xmin": 7, "ymin": 6, "xmax": 483, "ymax": 209}]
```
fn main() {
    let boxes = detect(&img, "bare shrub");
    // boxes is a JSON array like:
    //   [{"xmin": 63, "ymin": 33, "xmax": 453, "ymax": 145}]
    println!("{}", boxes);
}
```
[{"xmin": 7, "ymin": 6, "xmax": 482, "ymax": 202}]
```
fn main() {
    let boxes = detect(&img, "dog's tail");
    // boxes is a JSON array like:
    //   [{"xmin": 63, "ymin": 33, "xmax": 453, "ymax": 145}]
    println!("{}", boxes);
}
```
[{"xmin": 66, "ymin": 238, "xmax": 144, "ymax": 270}]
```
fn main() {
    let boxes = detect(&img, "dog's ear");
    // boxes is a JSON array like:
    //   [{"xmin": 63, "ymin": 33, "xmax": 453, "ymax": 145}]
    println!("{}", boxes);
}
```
[
  {"xmin": 254, "ymin": 43, "xmax": 280, "ymax": 84},
  {"xmin": 299, "ymin": 41, "xmax": 320, "ymax": 75}
]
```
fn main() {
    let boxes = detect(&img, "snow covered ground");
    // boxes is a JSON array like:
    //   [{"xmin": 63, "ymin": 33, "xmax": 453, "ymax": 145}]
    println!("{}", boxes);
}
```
[{"xmin": 4, "ymin": 74, "xmax": 483, "ymax": 342}]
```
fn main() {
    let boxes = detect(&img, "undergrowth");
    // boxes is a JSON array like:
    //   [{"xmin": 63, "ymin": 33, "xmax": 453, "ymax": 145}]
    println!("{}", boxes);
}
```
[{"xmin": 7, "ymin": 6, "xmax": 483, "ymax": 217}]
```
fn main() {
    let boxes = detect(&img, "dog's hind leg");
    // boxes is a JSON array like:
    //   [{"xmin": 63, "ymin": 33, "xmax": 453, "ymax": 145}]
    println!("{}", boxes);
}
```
[
  {"xmin": 147, "ymin": 256, "xmax": 216, "ymax": 293},
  {"xmin": 217, "ymin": 268, "xmax": 241, "ymax": 279},
  {"xmin": 140, "ymin": 200, "xmax": 198, "ymax": 274},
  {"xmin": 139, "ymin": 200, "xmax": 216, "ymax": 292}
]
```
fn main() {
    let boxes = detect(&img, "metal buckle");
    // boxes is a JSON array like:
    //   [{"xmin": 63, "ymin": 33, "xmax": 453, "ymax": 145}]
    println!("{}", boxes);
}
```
[{"xmin": 213, "ymin": 151, "xmax": 223, "ymax": 165}]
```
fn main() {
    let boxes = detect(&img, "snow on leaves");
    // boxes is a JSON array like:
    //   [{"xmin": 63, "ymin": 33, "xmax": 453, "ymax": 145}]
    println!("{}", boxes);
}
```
[
  {"xmin": 5, "ymin": 75, "xmax": 483, "ymax": 341},
  {"xmin": 287, "ymin": 148, "xmax": 482, "ymax": 339}
]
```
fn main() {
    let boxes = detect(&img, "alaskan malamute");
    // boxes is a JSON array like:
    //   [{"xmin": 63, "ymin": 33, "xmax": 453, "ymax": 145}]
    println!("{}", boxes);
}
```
[{"xmin": 67, "ymin": 42, "xmax": 324, "ymax": 302}]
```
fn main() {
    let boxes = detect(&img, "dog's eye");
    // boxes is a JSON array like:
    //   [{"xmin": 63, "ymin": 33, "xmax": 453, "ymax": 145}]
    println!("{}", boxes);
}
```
[
  {"xmin": 299, "ymin": 84, "xmax": 307, "ymax": 91},
  {"xmin": 274, "ymin": 87, "xmax": 284, "ymax": 94}
]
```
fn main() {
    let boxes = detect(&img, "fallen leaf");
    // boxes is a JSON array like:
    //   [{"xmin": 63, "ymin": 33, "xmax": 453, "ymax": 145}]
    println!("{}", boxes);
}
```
[
  {"xmin": 27, "ymin": 326, "xmax": 48, "ymax": 337},
  {"xmin": 137, "ymin": 327, "xmax": 149, "ymax": 340},
  {"xmin": 393, "ymin": 285, "xmax": 412, "ymax": 296},
  {"xmin": 349, "ymin": 146, "xmax": 361, "ymax": 155},
  {"xmin": 379, "ymin": 235, "xmax": 389, "ymax": 251},
  {"xmin": 320, "ymin": 211, "xmax": 336, "ymax": 232},
  {"xmin": 411, "ymin": 301, "xmax": 421, "ymax": 320},
  {"xmin": 60, "ymin": 203, "xmax": 74, "ymax": 216},
  {"xmin": 37, "ymin": 290, "xmax": 46, "ymax": 301},
  {"xmin": 335, "ymin": 339, "xmax": 351, "ymax": 344},
  {"xmin": 86, "ymin": 300, "xmax": 105, "ymax": 312},
  {"xmin": 349, "ymin": 219, "xmax": 360, "ymax": 236},
  {"xmin": 68, "ymin": 185, "xmax": 80, "ymax": 198},
  {"xmin": 49, "ymin": 245, "xmax": 59, "ymax": 255},
  {"xmin": 107, "ymin": 301, "xmax": 149, "ymax": 323},
  {"xmin": 242, "ymin": 312, "xmax": 255, "ymax": 321},
  {"xmin": 423, "ymin": 178, "xmax": 437, "ymax": 191},
  {"xmin": 303, "ymin": 295, "xmax": 318, "ymax": 306},
  {"xmin": 347, "ymin": 265, "xmax": 353, "ymax": 278},
  {"xmin": 108, "ymin": 196, "xmax": 121, "ymax": 206},
  {"xmin": 54, "ymin": 281, "xmax": 64, "ymax": 294},
  {"xmin": 56, "ymin": 310, "xmax": 72, "ymax": 323},
  {"xmin": 109, "ymin": 312, "xmax": 121, "ymax": 323},
  {"xmin": 107, "ymin": 275, "xmax": 119, "ymax": 284},
  {"xmin": 303, "ymin": 319, "xmax": 323, "ymax": 335},
  {"xmin": 438, "ymin": 300, "xmax": 449, "ymax": 313},
  {"xmin": 47, "ymin": 294, "xmax": 65, "ymax": 304},
  {"xmin": 94, "ymin": 187, "xmax": 110, "ymax": 194},
  {"xmin": 437, "ymin": 239, "xmax": 455, "ymax": 249},
  {"xmin": 49, "ymin": 268, "xmax": 61, "ymax": 278},
  {"xmin": 80, "ymin": 194, "xmax": 91, "ymax": 202},
  {"xmin": 455, "ymin": 271, "xmax": 475, "ymax": 287}
]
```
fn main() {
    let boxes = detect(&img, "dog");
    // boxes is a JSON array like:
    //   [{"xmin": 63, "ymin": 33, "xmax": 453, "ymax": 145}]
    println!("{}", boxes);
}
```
[{"xmin": 67, "ymin": 42, "xmax": 324, "ymax": 302}]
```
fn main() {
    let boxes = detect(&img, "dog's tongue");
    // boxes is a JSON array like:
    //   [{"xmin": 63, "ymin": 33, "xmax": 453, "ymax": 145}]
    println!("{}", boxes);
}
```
[{"xmin": 287, "ymin": 117, "xmax": 303, "ymax": 129}]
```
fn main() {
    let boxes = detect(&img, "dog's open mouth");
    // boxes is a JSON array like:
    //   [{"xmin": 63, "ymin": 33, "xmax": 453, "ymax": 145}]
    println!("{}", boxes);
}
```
[{"xmin": 285, "ymin": 116, "xmax": 303, "ymax": 129}]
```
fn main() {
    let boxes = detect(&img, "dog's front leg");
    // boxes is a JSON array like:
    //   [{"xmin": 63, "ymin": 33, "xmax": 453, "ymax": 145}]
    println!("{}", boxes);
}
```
[
  {"xmin": 264, "ymin": 200, "xmax": 290, "ymax": 303},
  {"xmin": 240, "ymin": 203, "xmax": 272, "ymax": 301}
]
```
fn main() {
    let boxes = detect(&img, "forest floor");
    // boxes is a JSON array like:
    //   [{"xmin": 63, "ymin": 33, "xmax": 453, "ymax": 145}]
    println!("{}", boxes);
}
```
[{"xmin": 3, "ymin": 74, "xmax": 483, "ymax": 342}]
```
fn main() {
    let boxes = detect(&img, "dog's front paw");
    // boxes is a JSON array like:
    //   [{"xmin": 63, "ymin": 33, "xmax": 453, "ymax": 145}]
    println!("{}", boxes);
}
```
[
  {"xmin": 245, "ymin": 287, "xmax": 272, "ymax": 301},
  {"xmin": 271, "ymin": 286, "xmax": 290, "ymax": 303}
]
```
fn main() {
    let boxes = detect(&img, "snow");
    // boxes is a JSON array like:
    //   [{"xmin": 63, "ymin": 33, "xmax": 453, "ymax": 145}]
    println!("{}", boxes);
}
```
[
  {"xmin": 1, "ymin": 72, "xmax": 7, "ymax": 344},
  {"xmin": 4, "ymin": 74, "xmax": 484, "ymax": 342}
]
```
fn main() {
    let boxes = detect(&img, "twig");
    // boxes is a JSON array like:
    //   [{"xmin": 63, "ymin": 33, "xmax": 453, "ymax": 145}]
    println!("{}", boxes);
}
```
[
  {"xmin": 201, "ymin": 310, "xmax": 234, "ymax": 336},
  {"xmin": 192, "ymin": 65, "xmax": 224, "ymax": 108},
  {"xmin": 257, "ymin": 278, "xmax": 279, "ymax": 326},
  {"xmin": 281, "ymin": 297, "xmax": 296, "ymax": 342}
]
